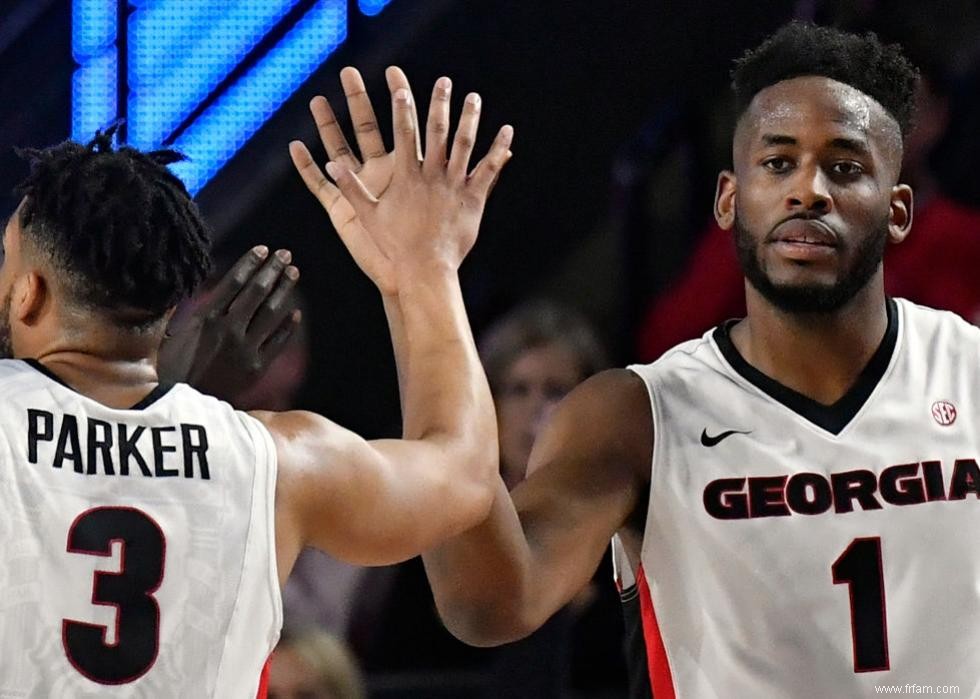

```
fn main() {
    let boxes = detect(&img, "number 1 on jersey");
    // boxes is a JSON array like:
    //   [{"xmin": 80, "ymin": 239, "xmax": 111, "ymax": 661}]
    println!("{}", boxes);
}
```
[{"xmin": 832, "ymin": 536, "xmax": 889, "ymax": 673}]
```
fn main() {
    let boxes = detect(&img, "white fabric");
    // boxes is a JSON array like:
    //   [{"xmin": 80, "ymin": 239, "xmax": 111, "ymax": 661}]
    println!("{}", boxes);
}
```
[
  {"xmin": 0, "ymin": 362, "xmax": 281, "ymax": 697},
  {"xmin": 628, "ymin": 299, "xmax": 980, "ymax": 698}
]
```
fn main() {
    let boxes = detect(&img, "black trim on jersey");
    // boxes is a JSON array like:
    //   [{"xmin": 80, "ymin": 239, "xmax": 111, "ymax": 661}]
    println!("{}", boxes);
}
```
[
  {"xmin": 712, "ymin": 298, "xmax": 898, "ymax": 435},
  {"xmin": 22, "ymin": 359, "xmax": 173, "ymax": 410},
  {"xmin": 619, "ymin": 585, "xmax": 654, "ymax": 699}
]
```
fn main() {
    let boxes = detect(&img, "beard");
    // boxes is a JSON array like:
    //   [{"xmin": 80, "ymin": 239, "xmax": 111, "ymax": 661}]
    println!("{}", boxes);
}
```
[
  {"xmin": 734, "ymin": 213, "xmax": 889, "ymax": 314},
  {"xmin": 0, "ymin": 292, "xmax": 11, "ymax": 360}
]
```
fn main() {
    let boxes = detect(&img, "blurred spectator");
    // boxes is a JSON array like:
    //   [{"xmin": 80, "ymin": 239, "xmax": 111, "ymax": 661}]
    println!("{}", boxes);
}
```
[
  {"xmin": 480, "ymin": 300, "xmax": 608, "ymax": 490},
  {"xmin": 480, "ymin": 300, "xmax": 625, "ymax": 698},
  {"xmin": 357, "ymin": 300, "xmax": 625, "ymax": 698},
  {"xmin": 268, "ymin": 628, "xmax": 366, "ymax": 699}
]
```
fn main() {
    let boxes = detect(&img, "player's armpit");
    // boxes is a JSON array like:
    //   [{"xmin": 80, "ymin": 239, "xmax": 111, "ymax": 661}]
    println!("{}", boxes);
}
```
[
  {"xmin": 422, "ymin": 368, "xmax": 653, "ymax": 646},
  {"xmin": 256, "ymin": 409, "xmax": 495, "ymax": 576}
]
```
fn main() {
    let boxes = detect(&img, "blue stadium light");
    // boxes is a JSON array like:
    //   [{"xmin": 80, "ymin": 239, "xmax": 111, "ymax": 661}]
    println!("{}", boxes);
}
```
[
  {"xmin": 72, "ymin": 0, "xmax": 116, "ymax": 59},
  {"xmin": 168, "ymin": 0, "xmax": 347, "ymax": 193},
  {"xmin": 71, "ymin": 0, "xmax": 117, "ymax": 141},
  {"xmin": 358, "ymin": 0, "xmax": 392, "ymax": 17},
  {"xmin": 73, "ymin": 51, "xmax": 118, "ymax": 142},
  {"xmin": 128, "ymin": 0, "xmax": 300, "ymax": 150},
  {"xmin": 72, "ymin": 0, "xmax": 396, "ymax": 195}
]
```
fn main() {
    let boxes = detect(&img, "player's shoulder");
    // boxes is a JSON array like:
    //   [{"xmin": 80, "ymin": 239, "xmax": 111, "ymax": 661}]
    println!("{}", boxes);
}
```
[
  {"xmin": 897, "ymin": 296, "xmax": 979, "ymax": 329},
  {"xmin": 896, "ymin": 297, "xmax": 980, "ymax": 348},
  {"xmin": 0, "ymin": 359, "xmax": 59, "ymax": 394},
  {"xmin": 567, "ymin": 369, "xmax": 651, "ymax": 414},
  {"xmin": 545, "ymin": 369, "xmax": 653, "ymax": 461},
  {"xmin": 0, "ymin": 358, "xmax": 45, "ymax": 381},
  {"xmin": 627, "ymin": 327, "xmax": 721, "ymax": 383},
  {"xmin": 161, "ymin": 382, "xmax": 266, "ymax": 436}
]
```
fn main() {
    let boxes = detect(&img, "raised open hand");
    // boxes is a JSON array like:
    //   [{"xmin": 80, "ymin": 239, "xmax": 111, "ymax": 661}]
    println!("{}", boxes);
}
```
[
  {"xmin": 158, "ymin": 246, "xmax": 301, "ymax": 399},
  {"xmin": 289, "ymin": 66, "xmax": 513, "ymax": 295}
]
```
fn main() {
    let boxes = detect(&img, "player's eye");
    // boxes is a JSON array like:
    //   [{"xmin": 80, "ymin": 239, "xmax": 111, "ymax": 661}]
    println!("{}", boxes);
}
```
[
  {"xmin": 831, "ymin": 161, "xmax": 864, "ymax": 176},
  {"xmin": 762, "ymin": 157, "xmax": 792, "ymax": 173}
]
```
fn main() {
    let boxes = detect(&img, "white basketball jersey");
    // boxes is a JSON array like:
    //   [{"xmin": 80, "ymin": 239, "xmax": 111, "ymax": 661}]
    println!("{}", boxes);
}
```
[
  {"xmin": 0, "ymin": 360, "xmax": 281, "ymax": 697},
  {"xmin": 625, "ymin": 298, "xmax": 980, "ymax": 698}
]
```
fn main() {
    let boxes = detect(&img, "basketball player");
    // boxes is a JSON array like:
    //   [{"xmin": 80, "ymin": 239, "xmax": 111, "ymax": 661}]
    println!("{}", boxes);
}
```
[
  {"xmin": 0, "ymin": 67, "xmax": 512, "ymax": 696},
  {"xmin": 419, "ymin": 23, "xmax": 980, "ymax": 696}
]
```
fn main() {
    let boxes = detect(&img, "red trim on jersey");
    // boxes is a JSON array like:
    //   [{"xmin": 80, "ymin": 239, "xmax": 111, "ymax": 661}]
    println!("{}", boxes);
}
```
[
  {"xmin": 637, "ymin": 565, "xmax": 676, "ymax": 699},
  {"xmin": 256, "ymin": 657, "xmax": 271, "ymax": 698}
]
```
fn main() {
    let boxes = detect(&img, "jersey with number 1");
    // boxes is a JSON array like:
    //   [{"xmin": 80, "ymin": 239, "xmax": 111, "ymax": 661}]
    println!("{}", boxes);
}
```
[
  {"xmin": 0, "ymin": 359, "xmax": 281, "ymax": 697},
  {"xmin": 623, "ymin": 298, "xmax": 980, "ymax": 698}
]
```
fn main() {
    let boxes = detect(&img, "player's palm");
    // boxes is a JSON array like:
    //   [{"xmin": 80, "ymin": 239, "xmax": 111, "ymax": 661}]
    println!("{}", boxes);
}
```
[{"xmin": 291, "ymin": 67, "xmax": 512, "ymax": 294}]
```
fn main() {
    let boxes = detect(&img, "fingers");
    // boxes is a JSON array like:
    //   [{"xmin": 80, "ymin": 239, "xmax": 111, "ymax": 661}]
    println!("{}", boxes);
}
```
[
  {"xmin": 260, "ymin": 309, "xmax": 302, "ymax": 361},
  {"xmin": 340, "ymin": 67, "xmax": 387, "ymax": 161},
  {"xmin": 385, "ymin": 66, "xmax": 423, "ymax": 162},
  {"xmin": 289, "ymin": 140, "xmax": 343, "ymax": 213},
  {"xmin": 423, "ymin": 76, "xmax": 452, "ymax": 175},
  {"xmin": 467, "ymin": 124, "xmax": 514, "ymax": 200},
  {"xmin": 206, "ymin": 246, "xmax": 269, "ymax": 315},
  {"xmin": 310, "ymin": 96, "xmax": 360, "ymax": 171},
  {"xmin": 248, "ymin": 264, "xmax": 300, "ymax": 340},
  {"xmin": 389, "ymin": 85, "xmax": 419, "ymax": 172},
  {"xmin": 227, "ymin": 249, "xmax": 292, "ymax": 324},
  {"xmin": 448, "ymin": 92, "xmax": 481, "ymax": 181},
  {"xmin": 325, "ymin": 161, "xmax": 376, "ymax": 215}
]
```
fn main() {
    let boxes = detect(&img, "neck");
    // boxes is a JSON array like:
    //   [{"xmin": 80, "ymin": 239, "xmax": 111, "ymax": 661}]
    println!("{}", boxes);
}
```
[
  {"xmin": 731, "ymin": 276, "xmax": 889, "ymax": 406},
  {"xmin": 28, "ymin": 329, "xmax": 162, "ymax": 410}
]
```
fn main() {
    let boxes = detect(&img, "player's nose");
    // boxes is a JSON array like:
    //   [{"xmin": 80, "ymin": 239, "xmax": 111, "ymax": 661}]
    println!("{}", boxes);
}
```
[{"xmin": 785, "ymin": 164, "xmax": 832, "ymax": 215}]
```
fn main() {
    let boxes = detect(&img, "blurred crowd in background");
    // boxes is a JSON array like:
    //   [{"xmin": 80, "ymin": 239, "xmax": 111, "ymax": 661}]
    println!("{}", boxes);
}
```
[{"xmin": 2, "ymin": 0, "xmax": 980, "ymax": 696}]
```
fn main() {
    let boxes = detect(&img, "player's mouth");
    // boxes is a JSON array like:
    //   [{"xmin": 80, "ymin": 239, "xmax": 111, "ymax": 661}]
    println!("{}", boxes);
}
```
[{"xmin": 768, "ymin": 218, "xmax": 839, "ymax": 261}]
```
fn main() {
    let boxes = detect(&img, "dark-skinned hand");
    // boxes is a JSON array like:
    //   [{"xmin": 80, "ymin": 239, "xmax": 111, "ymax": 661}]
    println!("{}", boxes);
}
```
[{"xmin": 158, "ymin": 245, "xmax": 301, "ymax": 401}]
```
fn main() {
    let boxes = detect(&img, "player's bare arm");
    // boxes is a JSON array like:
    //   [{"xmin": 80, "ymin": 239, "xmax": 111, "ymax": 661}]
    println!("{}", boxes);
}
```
[
  {"xmin": 262, "ymin": 67, "xmax": 514, "ymax": 576},
  {"xmin": 158, "ymin": 245, "xmax": 301, "ymax": 398},
  {"xmin": 423, "ymin": 368, "xmax": 653, "ymax": 646}
]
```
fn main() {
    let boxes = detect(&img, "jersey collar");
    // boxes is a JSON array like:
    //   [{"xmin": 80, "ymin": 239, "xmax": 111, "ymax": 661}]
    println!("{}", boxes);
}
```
[
  {"xmin": 22, "ymin": 358, "xmax": 173, "ymax": 411},
  {"xmin": 712, "ymin": 298, "xmax": 899, "ymax": 435}
]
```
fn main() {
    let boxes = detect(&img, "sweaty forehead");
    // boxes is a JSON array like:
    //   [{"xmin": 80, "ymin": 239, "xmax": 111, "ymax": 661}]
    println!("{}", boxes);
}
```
[{"xmin": 735, "ymin": 76, "xmax": 902, "ymax": 166}]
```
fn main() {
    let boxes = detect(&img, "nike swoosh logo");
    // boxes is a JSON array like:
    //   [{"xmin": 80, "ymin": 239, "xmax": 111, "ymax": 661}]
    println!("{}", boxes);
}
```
[{"xmin": 700, "ymin": 428, "xmax": 752, "ymax": 447}]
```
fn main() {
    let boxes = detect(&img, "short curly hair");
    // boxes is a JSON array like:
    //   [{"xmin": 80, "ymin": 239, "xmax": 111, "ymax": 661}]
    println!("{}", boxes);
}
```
[
  {"xmin": 14, "ymin": 126, "xmax": 212, "ymax": 327},
  {"xmin": 732, "ymin": 22, "xmax": 919, "ymax": 136}
]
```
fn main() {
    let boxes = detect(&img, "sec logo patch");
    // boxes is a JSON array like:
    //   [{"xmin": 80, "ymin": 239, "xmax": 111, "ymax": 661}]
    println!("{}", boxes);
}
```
[{"xmin": 931, "ymin": 400, "xmax": 957, "ymax": 426}]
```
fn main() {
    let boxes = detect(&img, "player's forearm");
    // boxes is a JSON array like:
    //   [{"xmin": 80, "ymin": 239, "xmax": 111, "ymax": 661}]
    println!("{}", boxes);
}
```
[
  {"xmin": 392, "ymin": 269, "xmax": 494, "ymax": 448},
  {"xmin": 381, "ymin": 292, "xmax": 408, "ymax": 423},
  {"xmin": 422, "ymin": 479, "xmax": 548, "ymax": 647}
]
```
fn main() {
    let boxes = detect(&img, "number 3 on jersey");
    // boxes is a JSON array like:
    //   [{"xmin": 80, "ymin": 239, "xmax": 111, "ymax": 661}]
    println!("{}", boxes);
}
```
[
  {"xmin": 63, "ymin": 507, "xmax": 166, "ymax": 684},
  {"xmin": 832, "ymin": 536, "xmax": 889, "ymax": 673}
]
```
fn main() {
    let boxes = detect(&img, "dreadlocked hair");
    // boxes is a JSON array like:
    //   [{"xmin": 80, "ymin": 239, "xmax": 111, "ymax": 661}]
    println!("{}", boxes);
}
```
[
  {"xmin": 14, "ymin": 126, "xmax": 212, "ymax": 327},
  {"xmin": 732, "ymin": 22, "xmax": 919, "ymax": 137}
]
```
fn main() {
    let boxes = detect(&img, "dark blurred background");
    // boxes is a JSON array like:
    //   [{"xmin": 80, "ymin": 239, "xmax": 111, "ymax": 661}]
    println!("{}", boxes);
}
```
[
  {"xmin": 3, "ymin": 1, "xmax": 980, "ymax": 695},
  {"xmin": 4, "ymin": 0, "xmax": 980, "ymax": 430}
]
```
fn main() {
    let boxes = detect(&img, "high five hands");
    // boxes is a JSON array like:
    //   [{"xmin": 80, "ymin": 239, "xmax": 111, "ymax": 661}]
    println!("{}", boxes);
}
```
[{"xmin": 288, "ymin": 66, "xmax": 513, "ymax": 294}]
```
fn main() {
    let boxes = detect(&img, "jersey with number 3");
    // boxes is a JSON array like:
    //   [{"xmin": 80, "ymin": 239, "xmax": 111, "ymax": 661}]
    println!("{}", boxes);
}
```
[
  {"xmin": 624, "ymin": 298, "xmax": 980, "ymax": 698},
  {"xmin": 0, "ymin": 360, "xmax": 281, "ymax": 697}
]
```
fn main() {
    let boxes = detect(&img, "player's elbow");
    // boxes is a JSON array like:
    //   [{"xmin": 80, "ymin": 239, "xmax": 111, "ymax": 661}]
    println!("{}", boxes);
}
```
[
  {"xmin": 437, "ymin": 439, "xmax": 498, "ymax": 526},
  {"xmin": 434, "ymin": 593, "xmax": 542, "ymax": 648},
  {"xmin": 433, "ymin": 460, "xmax": 496, "ymax": 535},
  {"xmin": 427, "ymin": 561, "xmax": 546, "ymax": 647}
]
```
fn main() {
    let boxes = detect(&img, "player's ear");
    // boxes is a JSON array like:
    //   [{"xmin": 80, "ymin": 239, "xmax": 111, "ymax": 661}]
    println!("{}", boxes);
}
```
[
  {"xmin": 13, "ymin": 270, "xmax": 47, "ymax": 325},
  {"xmin": 887, "ymin": 184, "xmax": 913, "ymax": 244},
  {"xmin": 715, "ymin": 170, "xmax": 737, "ymax": 231}
]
